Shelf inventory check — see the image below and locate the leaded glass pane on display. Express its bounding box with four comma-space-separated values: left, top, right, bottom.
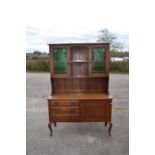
53, 48, 67, 74
92, 48, 106, 73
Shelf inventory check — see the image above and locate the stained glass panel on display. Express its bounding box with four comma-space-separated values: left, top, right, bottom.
92, 48, 106, 73
53, 48, 67, 74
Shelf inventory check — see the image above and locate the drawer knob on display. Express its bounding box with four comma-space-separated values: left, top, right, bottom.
71, 102, 76, 106
55, 108, 60, 113
54, 102, 59, 106
70, 109, 76, 113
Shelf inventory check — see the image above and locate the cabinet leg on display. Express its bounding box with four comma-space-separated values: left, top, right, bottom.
48, 123, 53, 136
105, 122, 107, 126
108, 122, 112, 136
54, 122, 57, 127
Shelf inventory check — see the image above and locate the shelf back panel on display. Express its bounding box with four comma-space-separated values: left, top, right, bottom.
52, 77, 108, 94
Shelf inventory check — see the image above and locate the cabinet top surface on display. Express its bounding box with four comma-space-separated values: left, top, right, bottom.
48, 43, 109, 46
47, 93, 113, 100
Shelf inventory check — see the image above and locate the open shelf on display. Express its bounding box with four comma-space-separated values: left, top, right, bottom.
70, 46, 89, 76
69, 60, 89, 63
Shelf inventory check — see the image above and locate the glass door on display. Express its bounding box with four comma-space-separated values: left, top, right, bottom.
91, 47, 106, 74
53, 48, 67, 74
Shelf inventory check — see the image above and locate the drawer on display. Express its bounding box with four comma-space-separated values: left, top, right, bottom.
49, 101, 79, 107
51, 107, 80, 114
50, 114, 80, 122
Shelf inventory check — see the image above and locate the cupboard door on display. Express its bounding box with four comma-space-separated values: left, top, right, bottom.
81, 100, 106, 117
80, 100, 111, 122
92, 47, 106, 74
53, 48, 67, 74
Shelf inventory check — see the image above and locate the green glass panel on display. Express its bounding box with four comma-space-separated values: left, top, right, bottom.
92, 48, 106, 73
53, 48, 67, 74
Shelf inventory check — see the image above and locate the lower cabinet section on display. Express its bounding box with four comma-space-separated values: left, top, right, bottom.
48, 99, 112, 122
47, 99, 112, 136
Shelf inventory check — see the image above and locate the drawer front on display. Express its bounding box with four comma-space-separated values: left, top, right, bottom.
51, 107, 80, 114
49, 101, 79, 107
50, 114, 80, 122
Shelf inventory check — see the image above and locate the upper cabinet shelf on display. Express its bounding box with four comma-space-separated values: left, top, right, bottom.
69, 60, 89, 63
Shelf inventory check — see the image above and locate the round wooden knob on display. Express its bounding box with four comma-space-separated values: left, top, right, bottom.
54, 102, 59, 106
70, 109, 75, 113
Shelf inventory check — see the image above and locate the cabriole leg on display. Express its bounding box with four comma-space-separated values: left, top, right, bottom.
48, 122, 53, 136
105, 122, 107, 126
54, 122, 57, 127
108, 122, 112, 136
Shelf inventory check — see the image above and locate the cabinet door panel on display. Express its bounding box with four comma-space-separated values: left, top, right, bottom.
81, 101, 106, 117
92, 47, 106, 74
53, 48, 67, 74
